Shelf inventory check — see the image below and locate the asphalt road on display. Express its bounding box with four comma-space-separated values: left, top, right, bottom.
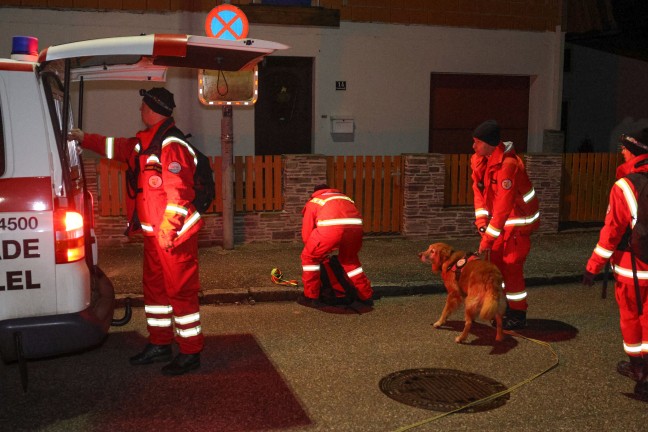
1, 281, 646, 432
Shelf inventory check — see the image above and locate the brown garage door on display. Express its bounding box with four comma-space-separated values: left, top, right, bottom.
429, 74, 530, 154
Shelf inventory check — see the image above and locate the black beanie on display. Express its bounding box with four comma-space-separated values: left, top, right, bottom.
140, 87, 175, 117
313, 184, 329, 192
473, 120, 501, 146
620, 128, 648, 156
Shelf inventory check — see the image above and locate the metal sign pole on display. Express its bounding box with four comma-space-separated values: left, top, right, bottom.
221, 105, 234, 250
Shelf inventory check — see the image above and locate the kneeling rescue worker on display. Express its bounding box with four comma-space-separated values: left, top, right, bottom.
583, 129, 648, 400
299, 184, 374, 308
69, 87, 204, 376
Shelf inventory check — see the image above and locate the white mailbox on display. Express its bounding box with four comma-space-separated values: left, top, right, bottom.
330, 116, 354, 134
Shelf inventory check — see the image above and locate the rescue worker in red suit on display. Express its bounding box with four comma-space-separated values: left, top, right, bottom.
471, 120, 540, 330
298, 185, 374, 307
69, 88, 204, 376
583, 129, 648, 400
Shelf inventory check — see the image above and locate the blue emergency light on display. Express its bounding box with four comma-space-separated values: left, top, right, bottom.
11, 36, 38, 58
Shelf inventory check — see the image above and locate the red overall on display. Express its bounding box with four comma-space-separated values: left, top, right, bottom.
301, 188, 373, 301
471, 142, 540, 312
586, 153, 648, 358
82, 118, 204, 354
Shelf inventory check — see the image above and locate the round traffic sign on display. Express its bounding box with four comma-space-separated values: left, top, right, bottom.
205, 4, 249, 41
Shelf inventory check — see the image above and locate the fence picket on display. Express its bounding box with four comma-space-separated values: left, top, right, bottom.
253, 156, 263, 210
273, 156, 282, 209
354, 156, 363, 217
234, 156, 244, 212
382, 156, 393, 232
213, 156, 223, 213
569, 154, 581, 220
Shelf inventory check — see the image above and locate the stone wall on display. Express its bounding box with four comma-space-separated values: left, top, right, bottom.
399, 153, 562, 239
88, 153, 562, 247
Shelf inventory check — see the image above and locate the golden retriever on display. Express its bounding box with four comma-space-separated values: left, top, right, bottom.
419, 242, 506, 343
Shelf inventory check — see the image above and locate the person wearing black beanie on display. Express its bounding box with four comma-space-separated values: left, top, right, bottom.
140, 87, 176, 117
472, 119, 501, 147
620, 129, 648, 157
68, 88, 205, 376
470, 119, 540, 330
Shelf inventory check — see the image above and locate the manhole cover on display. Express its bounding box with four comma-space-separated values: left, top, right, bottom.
379, 368, 509, 412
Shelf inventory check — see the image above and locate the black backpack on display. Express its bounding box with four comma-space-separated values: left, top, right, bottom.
127, 118, 216, 214
620, 172, 648, 263
319, 255, 359, 306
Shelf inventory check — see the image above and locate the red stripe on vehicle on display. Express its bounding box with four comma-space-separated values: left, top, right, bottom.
0, 62, 34, 72
0, 177, 53, 212
152, 34, 187, 58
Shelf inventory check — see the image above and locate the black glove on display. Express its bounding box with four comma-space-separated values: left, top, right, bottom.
582, 271, 596, 286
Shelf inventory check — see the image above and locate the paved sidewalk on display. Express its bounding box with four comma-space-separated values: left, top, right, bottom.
100, 229, 604, 306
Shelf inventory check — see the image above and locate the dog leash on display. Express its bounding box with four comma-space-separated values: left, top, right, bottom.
391, 331, 559, 432
270, 268, 298, 287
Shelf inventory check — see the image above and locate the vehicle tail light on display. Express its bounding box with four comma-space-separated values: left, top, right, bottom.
54, 209, 85, 263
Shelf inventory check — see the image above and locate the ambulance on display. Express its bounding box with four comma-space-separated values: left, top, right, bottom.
0, 34, 287, 372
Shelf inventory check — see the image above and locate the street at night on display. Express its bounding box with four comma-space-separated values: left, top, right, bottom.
1, 281, 645, 432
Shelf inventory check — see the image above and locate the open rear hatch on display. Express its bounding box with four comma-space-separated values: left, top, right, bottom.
39, 33, 288, 81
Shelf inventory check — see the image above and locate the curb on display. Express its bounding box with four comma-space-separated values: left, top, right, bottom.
113, 275, 587, 308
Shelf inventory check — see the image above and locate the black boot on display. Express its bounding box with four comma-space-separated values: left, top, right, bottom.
501, 309, 526, 330
296, 293, 325, 309
634, 380, 648, 400
617, 356, 645, 381
357, 297, 374, 307
633, 359, 648, 401
129, 343, 172, 365
161, 353, 201, 376
491, 304, 526, 330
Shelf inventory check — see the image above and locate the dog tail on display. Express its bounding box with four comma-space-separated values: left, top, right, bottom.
479, 274, 504, 321
479, 293, 499, 320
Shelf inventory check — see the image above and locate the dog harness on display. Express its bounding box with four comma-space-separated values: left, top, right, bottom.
450, 252, 480, 282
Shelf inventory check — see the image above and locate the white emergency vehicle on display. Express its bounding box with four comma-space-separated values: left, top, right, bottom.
0, 33, 287, 384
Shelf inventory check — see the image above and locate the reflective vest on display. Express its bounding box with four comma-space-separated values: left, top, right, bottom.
471, 142, 540, 245
301, 188, 363, 243
82, 118, 203, 245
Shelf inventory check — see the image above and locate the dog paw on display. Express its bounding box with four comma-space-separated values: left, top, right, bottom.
454, 336, 466, 343
432, 321, 444, 328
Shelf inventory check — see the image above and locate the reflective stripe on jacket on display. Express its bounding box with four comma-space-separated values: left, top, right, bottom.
301, 188, 363, 243
471, 141, 540, 247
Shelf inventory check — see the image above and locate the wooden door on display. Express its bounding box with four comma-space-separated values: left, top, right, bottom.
255, 56, 313, 155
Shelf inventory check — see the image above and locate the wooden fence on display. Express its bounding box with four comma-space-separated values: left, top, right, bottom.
325, 155, 402, 234
95, 152, 622, 230
560, 152, 623, 222
444, 153, 474, 206
97, 155, 283, 216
